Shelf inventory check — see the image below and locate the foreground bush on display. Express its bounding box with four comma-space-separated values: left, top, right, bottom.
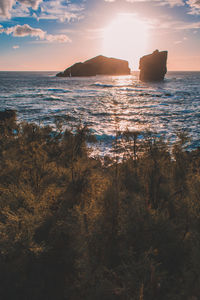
0, 111, 200, 300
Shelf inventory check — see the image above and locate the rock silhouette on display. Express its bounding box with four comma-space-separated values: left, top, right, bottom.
56, 55, 131, 77
139, 50, 168, 81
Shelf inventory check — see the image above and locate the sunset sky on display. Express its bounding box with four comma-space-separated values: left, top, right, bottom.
0, 0, 200, 71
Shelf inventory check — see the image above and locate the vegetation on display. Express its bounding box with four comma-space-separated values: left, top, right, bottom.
0, 111, 200, 300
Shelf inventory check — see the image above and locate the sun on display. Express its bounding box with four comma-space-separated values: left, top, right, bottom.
102, 14, 149, 70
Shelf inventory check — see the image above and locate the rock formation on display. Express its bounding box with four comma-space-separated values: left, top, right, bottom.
139, 50, 168, 81
56, 55, 131, 77
0, 110, 16, 122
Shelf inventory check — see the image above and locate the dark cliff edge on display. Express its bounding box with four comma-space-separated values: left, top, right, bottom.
139, 50, 168, 81
56, 55, 131, 77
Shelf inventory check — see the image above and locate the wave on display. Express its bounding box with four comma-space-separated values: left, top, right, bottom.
47, 88, 71, 93
175, 91, 191, 96
91, 83, 115, 88
92, 112, 111, 117
11, 93, 44, 99
43, 96, 62, 101
42, 114, 78, 122
1, 71, 200, 152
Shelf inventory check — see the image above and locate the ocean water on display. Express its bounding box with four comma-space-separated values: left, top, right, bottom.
0, 71, 200, 153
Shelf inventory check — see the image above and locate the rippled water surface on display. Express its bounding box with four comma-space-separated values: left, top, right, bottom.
0, 71, 200, 151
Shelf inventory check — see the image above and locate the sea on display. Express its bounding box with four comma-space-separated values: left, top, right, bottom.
0, 71, 200, 154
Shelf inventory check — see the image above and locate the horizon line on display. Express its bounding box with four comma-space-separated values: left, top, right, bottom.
1, 69, 200, 72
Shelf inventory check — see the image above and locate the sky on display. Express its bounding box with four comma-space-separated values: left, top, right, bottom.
0, 0, 200, 71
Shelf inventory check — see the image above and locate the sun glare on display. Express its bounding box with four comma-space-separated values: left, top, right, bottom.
102, 14, 149, 70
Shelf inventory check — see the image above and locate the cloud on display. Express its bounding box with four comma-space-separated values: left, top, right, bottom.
0, 0, 84, 21
126, 0, 184, 6
165, 0, 185, 6
13, 45, 19, 49
155, 19, 200, 31
0, 0, 42, 18
45, 33, 71, 43
38, 1, 85, 22
174, 36, 188, 44
125, 0, 200, 13
0, 0, 14, 18
1, 24, 71, 43
126, 0, 147, 2
128, 0, 198, 10
18, 0, 42, 10
5, 24, 46, 38
187, 0, 200, 14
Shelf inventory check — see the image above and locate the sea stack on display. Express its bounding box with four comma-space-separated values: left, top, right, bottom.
139, 50, 168, 81
56, 55, 131, 77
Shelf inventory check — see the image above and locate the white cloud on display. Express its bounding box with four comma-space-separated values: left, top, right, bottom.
166, 0, 185, 6
38, 1, 84, 22
13, 45, 19, 49
187, 0, 200, 14
45, 33, 71, 42
0, 0, 84, 21
0, 0, 14, 18
126, 0, 184, 6
126, 0, 146, 2
1, 24, 71, 43
5, 24, 46, 38
142, 14, 200, 32
18, 0, 42, 10
174, 36, 188, 44
187, 0, 200, 8
126, 0, 200, 11
9, 4, 30, 18
104, 0, 116, 2
0, 0, 42, 18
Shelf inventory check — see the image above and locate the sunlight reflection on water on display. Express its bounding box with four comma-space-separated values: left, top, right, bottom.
0, 71, 200, 154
